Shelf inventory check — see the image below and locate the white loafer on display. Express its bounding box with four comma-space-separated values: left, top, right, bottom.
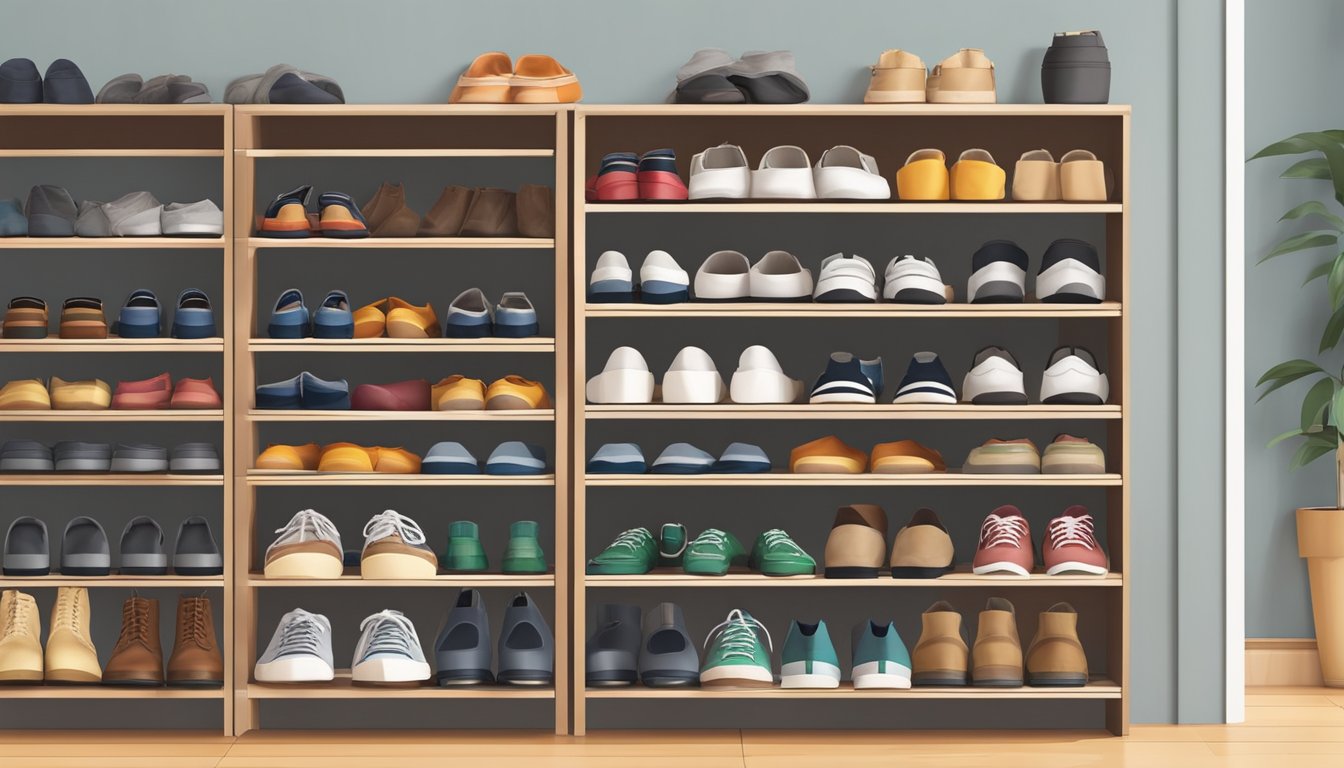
751, 145, 817, 199
586, 347, 655, 403
688, 143, 751, 199
884, 255, 951, 304
694, 250, 751, 301
730, 345, 803, 403
1040, 346, 1109, 404
750, 250, 813, 301
661, 346, 726, 403
962, 346, 1027, 405
813, 253, 877, 303
813, 145, 890, 199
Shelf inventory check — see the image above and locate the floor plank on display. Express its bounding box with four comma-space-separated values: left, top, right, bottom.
1242, 705, 1344, 725
1245, 693, 1340, 707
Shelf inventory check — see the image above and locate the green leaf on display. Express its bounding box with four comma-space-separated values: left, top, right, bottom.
1329, 256, 1344, 306
1281, 200, 1344, 230
1252, 136, 1319, 159
1263, 230, 1339, 262
1305, 260, 1334, 284
1291, 441, 1335, 468
1268, 427, 1305, 448
1257, 359, 1328, 400
1332, 386, 1344, 434
1323, 304, 1344, 352
1302, 378, 1336, 430
1282, 158, 1331, 179
1293, 133, 1344, 205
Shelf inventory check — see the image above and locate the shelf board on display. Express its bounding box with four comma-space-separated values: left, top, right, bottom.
586, 679, 1121, 699
247, 674, 554, 699
576, 104, 1132, 117
0, 575, 224, 588
0, 474, 223, 486
584, 202, 1121, 214
585, 472, 1120, 487
0, 148, 222, 157
246, 471, 554, 486
245, 148, 554, 158
585, 570, 1120, 589
248, 338, 554, 353
233, 103, 567, 117
585, 302, 1121, 318
0, 337, 224, 353
583, 404, 1121, 420
0, 237, 224, 250
0, 103, 230, 117
247, 572, 554, 588
0, 685, 224, 699
0, 409, 223, 422
246, 409, 553, 422
247, 236, 552, 249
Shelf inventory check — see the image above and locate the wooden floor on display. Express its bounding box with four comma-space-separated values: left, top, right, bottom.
1, 688, 1340, 767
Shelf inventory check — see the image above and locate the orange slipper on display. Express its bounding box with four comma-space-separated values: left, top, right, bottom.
485, 375, 551, 410
450, 52, 513, 104
509, 54, 582, 103
432, 375, 486, 410
385, 297, 440, 338
789, 435, 868, 474
256, 443, 321, 471
871, 439, 946, 474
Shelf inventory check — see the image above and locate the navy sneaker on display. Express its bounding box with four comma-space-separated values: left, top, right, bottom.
299, 372, 350, 410
650, 443, 715, 474
0, 58, 42, 103
485, 442, 548, 476
968, 240, 1029, 304
313, 290, 353, 339
42, 59, 94, 104
637, 149, 688, 200
267, 289, 310, 338
892, 352, 958, 404
587, 443, 647, 474
113, 289, 161, 338
171, 289, 216, 339
255, 374, 302, 409
712, 443, 772, 473
809, 352, 877, 404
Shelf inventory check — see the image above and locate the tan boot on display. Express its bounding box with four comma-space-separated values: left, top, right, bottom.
911, 600, 968, 686
103, 594, 163, 685
1026, 602, 1089, 687
365, 182, 419, 238
823, 504, 887, 579
971, 597, 1023, 687
0, 590, 43, 682
167, 595, 223, 687
45, 586, 101, 683
418, 186, 475, 236
516, 184, 555, 238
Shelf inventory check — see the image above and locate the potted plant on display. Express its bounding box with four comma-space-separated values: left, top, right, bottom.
1252, 131, 1344, 687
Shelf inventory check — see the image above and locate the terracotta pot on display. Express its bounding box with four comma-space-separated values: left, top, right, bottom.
1298, 506, 1344, 687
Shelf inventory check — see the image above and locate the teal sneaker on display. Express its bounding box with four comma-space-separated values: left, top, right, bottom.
682, 529, 746, 576
781, 619, 841, 688
586, 527, 658, 575
748, 528, 816, 576
442, 520, 487, 572
658, 522, 687, 567
850, 619, 912, 689
699, 608, 773, 687
501, 520, 547, 574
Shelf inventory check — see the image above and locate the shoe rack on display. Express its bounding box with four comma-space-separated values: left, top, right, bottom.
230, 105, 569, 734
570, 104, 1130, 735
0, 105, 233, 731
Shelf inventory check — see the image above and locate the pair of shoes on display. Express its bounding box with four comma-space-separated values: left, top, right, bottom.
688, 144, 889, 200
587, 442, 770, 474
422, 441, 549, 476
0, 374, 216, 410
684, 528, 815, 576
587, 603, 698, 687
896, 148, 1005, 200
257, 185, 366, 238
444, 288, 538, 338
225, 64, 342, 104
432, 375, 551, 411
913, 600, 1088, 687
587, 150, 687, 201
354, 297, 437, 337
693, 250, 814, 302
783, 618, 914, 689
117, 517, 223, 576
964, 435, 1106, 474
434, 591, 554, 686
450, 52, 580, 104
586, 526, 684, 575
0, 58, 92, 104
255, 443, 420, 474
256, 372, 349, 410
585, 345, 802, 405
963, 346, 1110, 405
789, 435, 945, 474
418, 186, 554, 238
968, 239, 1106, 304
675, 50, 808, 104
267, 289, 352, 338
0, 440, 218, 474
1, 515, 218, 576
589, 250, 690, 304
97, 73, 209, 103
108, 289, 217, 339
441, 520, 547, 573
76, 194, 222, 238
865, 48, 995, 104
972, 505, 1109, 576
1013, 150, 1110, 201
112, 372, 220, 410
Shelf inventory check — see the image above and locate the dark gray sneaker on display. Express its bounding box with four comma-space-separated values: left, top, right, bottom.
53, 441, 112, 472
0, 58, 42, 103
119, 516, 168, 575
25, 185, 78, 237
498, 592, 553, 686
43, 59, 94, 104
110, 443, 169, 473
434, 588, 493, 686
173, 517, 222, 576
3, 517, 50, 576
60, 516, 110, 576
0, 440, 54, 472
639, 602, 700, 687
586, 603, 641, 686
170, 443, 220, 474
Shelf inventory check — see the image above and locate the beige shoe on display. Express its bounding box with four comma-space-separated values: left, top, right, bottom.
864, 50, 926, 103
911, 601, 968, 685
1026, 602, 1089, 686
971, 597, 1023, 686
1012, 150, 1060, 201
926, 48, 996, 103
0, 590, 43, 682
964, 438, 1041, 474
1059, 150, 1108, 201
359, 510, 438, 579
889, 508, 955, 578
1042, 434, 1106, 474
823, 504, 887, 579
45, 586, 101, 683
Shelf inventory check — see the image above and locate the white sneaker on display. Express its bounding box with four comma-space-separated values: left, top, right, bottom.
351, 610, 431, 684
883, 255, 950, 304
589, 250, 635, 303
104, 191, 163, 236
1037, 239, 1105, 303
161, 200, 223, 236
662, 346, 726, 403
730, 345, 802, 403
813, 145, 890, 199
750, 250, 813, 301
263, 509, 344, 579
586, 347, 654, 403
1040, 346, 1109, 404
639, 250, 690, 304
967, 240, 1028, 304
751, 146, 817, 199
695, 250, 751, 301
254, 608, 335, 682
813, 253, 877, 303
962, 346, 1027, 405
688, 144, 750, 199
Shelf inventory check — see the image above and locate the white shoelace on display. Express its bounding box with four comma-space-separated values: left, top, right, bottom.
758, 529, 807, 556
362, 509, 426, 547
691, 528, 730, 551
359, 610, 419, 658
271, 509, 341, 551
605, 528, 653, 552
276, 610, 329, 657
1047, 514, 1097, 550
703, 609, 772, 660
979, 514, 1030, 549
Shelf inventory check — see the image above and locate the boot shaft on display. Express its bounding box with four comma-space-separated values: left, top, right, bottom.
50, 586, 91, 638
0, 590, 40, 640
175, 596, 216, 650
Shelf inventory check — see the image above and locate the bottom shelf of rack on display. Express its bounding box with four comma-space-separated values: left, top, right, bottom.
0, 685, 224, 699
586, 679, 1120, 700
247, 674, 554, 699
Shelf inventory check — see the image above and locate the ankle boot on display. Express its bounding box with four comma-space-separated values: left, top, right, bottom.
1026, 602, 1089, 686
418, 186, 474, 236
911, 600, 967, 686
360, 182, 395, 230
45, 586, 100, 683
104, 594, 163, 685
167, 594, 223, 687
460, 188, 518, 237
0, 590, 43, 682
365, 182, 419, 237
971, 597, 1023, 686
516, 184, 555, 238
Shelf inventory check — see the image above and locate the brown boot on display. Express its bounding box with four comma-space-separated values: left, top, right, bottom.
103, 594, 163, 685
360, 182, 395, 229
911, 600, 967, 686
971, 597, 1023, 687
460, 188, 518, 236
364, 182, 419, 238
418, 186, 475, 236
1026, 602, 1089, 687
516, 184, 555, 238
167, 594, 223, 687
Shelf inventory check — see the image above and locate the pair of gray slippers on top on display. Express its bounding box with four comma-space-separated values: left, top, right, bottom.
587, 602, 700, 687
98, 73, 211, 104
2, 516, 222, 577
225, 64, 344, 104
674, 49, 809, 104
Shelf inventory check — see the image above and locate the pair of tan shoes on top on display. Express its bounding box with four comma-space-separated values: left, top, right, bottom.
449, 52, 581, 104
865, 48, 995, 104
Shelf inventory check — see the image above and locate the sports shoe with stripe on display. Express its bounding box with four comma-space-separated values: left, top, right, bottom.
700, 609, 773, 687
962, 346, 1027, 405
351, 609, 431, 684
781, 619, 841, 688
809, 352, 877, 403
892, 351, 957, 403
1042, 506, 1108, 575
1037, 239, 1105, 303
254, 608, 334, 682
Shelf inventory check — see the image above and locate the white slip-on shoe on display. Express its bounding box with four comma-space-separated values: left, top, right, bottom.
749, 250, 813, 301
751, 146, 817, 199
688, 144, 751, 199
639, 250, 690, 304
962, 346, 1028, 405
813, 145, 891, 199
1036, 239, 1105, 303
883, 255, 951, 304
590, 250, 635, 304
695, 250, 751, 301
161, 200, 223, 236
587, 347, 655, 403
813, 253, 877, 303
104, 192, 163, 236
730, 345, 802, 403
967, 240, 1028, 304
1040, 346, 1109, 404
662, 346, 726, 403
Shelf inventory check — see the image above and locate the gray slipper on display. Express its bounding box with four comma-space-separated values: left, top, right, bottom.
3, 517, 49, 576
639, 602, 700, 686
60, 516, 110, 576
498, 592, 554, 685
724, 50, 810, 103
434, 588, 494, 686
674, 49, 744, 104
75, 200, 110, 238
119, 516, 167, 575
96, 73, 143, 104
132, 74, 190, 104
226, 64, 344, 104
173, 516, 222, 576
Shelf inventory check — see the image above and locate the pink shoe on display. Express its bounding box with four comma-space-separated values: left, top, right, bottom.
170, 377, 221, 409
637, 149, 689, 200
1043, 506, 1109, 575
112, 372, 173, 410
972, 505, 1034, 577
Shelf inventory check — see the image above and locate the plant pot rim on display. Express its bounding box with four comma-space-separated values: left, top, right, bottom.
1298, 506, 1344, 513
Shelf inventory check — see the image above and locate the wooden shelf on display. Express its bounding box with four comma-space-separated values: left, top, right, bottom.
584, 404, 1121, 420
585, 571, 1121, 588
576, 104, 1132, 117
0, 103, 230, 117
0, 409, 223, 422
585, 472, 1120, 487
0, 576, 224, 588
586, 679, 1121, 699
247, 237, 552, 249
0, 474, 223, 486
248, 338, 555, 353
233, 103, 568, 117
245, 472, 554, 486
0, 148, 222, 157
245, 148, 554, 158
246, 409, 553, 421
0, 685, 224, 699
248, 674, 554, 699
585, 202, 1122, 214
0, 338, 223, 353
0, 237, 224, 250
247, 572, 554, 588
586, 303, 1122, 318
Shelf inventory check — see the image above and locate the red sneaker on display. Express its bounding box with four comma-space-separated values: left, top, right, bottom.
972, 505, 1034, 576
112, 372, 173, 410
351, 379, 432, 411
1043, 506, 1108, 575
593, 152, 639, 201
170, 377, 221, 409
637, 149, 689, 200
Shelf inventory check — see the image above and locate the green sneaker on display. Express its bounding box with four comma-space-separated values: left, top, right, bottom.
699, 609, 773, 687
442, 520, 487, 572
682, 529, 746, 576
658, 522, 687, 567
749, 528, 816, 576
781, 619, 841, 688
587, 527, 658, 575
501, 520, 547, 574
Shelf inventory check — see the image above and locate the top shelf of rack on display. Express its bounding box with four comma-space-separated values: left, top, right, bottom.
576, 104, 1132, 117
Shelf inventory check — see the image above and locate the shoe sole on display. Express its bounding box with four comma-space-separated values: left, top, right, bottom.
969, 392, 1029, 405
824, 566, 879, 579
255, 656, 334, 683
359, 553, 437, 580
1027, 673, 1089, 687
890, 565, 953, 579
264, 553, 343, 579
1042, 393, 1106, 405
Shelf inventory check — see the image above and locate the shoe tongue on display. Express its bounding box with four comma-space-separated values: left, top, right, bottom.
449, 521, 479, 538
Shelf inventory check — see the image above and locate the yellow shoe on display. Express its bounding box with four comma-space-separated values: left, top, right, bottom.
45, 587, 101, 683
432, 375, 486, 411
950, 149, 1005, 200
485, 376, 551, 410
789, 435, 868, 474
871, 440, 946, 474
0, 590, 43, 683
354, 298, 389, 338
49, 376, 111, 410
895, 149, 949, 201
372, 447, 421, 474
385, 297, 440, 338
317, 442, 377, 473
256, 443, 321, 471
0, 378, 51, 410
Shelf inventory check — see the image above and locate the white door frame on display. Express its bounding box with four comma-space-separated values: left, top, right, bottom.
1224, 0, 1246, 724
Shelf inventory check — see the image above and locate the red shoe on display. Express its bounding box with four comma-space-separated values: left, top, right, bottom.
170, 377, 221, 409
351, 379, 431, 411
637, 149, 688, 200
972, 505, 1034, 576
112, 372, 173, 410
593, 152, 639, 201
1043, 506, 1108, 575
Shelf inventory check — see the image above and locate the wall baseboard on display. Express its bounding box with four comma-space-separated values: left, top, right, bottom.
1246, 638, 1323, 686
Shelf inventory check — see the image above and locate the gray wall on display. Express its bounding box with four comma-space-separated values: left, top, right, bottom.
0, 0, 1227, 725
